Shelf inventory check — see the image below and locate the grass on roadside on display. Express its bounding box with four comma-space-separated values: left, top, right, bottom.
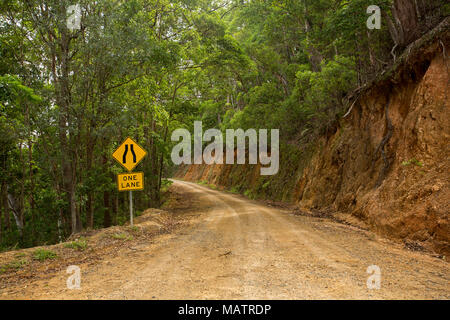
33, 248, 57, 261
229, 186, 240, 194
197, 180, 218, 190
64, 237, 88, 251
0, 257, 29, 274
111, 233, 133, 241
129, 226, 140, 233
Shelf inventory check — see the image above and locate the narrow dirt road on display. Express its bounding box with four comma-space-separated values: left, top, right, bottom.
3, 180, 449, 299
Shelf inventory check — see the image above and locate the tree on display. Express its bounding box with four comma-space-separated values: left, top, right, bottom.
386, 0, 447, 48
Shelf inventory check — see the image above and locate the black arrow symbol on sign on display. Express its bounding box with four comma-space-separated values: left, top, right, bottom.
130, 144, 137, 163
122, 144, 137, 164
122, 145, 128, 164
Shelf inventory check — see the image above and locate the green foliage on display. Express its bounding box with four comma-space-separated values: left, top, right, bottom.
129, 226, 140, 233
111, 233, 133, 241
0, 257, 29, 273
0, 0, 189, 249
32, 249, 58, 261
243, 189, 256, 200
160, 179, 174, 193
64, 238, 88, 251
229, 186, 240, 194
402, 158, 424, 167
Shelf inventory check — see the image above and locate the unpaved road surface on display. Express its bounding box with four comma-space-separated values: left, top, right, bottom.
2, 180, 449, 299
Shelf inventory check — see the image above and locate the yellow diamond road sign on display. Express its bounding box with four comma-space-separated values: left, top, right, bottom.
112, 137, 147, 172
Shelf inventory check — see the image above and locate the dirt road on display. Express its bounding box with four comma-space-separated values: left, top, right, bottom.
2, 180, 449, 299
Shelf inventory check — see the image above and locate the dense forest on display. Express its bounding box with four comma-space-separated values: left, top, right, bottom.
0, 0, 447, 250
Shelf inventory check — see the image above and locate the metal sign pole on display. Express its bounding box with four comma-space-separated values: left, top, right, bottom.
129, 190, 133, 227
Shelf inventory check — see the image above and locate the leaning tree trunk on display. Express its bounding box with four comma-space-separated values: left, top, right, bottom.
386, 0, 445, 48
388, 0, 420, 47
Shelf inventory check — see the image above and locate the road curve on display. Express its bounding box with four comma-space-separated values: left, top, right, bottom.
4, 180, 449, 299
107, 180, 449, 299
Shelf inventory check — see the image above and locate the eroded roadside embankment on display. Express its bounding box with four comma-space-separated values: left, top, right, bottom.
175, 20, 450, 258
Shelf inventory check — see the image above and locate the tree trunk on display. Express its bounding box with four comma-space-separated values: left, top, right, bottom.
158, 119, 170, 191
76, 197, 83, 232
46, 4, 79, 235
387, 0, 443, 48
151, 120, 160, 206
103, 190, 111, 228
102, 152, 111, 228
18, 144, 25, 241
7, 189, 24, 239
85, 135, 95, 229
391, 0, 420, 47
69, 184, 78, 233
26, 106, 36, 244
112, 194, 119, 225
3, 184, 9, 232
86, 193, 94, 229
0, 182, 2, 242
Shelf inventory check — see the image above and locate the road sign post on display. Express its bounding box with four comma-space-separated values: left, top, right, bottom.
112, 137, 147, 227
129, 190, 133, 227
